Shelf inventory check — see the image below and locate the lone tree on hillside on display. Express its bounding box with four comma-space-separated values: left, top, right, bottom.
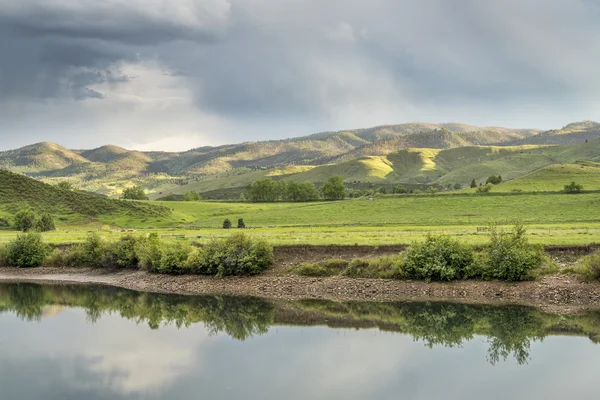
321, 176, 347, 200
223, 218, 232, 229
470, 179, 477, 188
122, 185, 148, 200
563, 181, 584, 194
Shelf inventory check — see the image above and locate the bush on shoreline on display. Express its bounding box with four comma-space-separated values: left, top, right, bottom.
290, 226, 546, 282
3, 232, 274, 276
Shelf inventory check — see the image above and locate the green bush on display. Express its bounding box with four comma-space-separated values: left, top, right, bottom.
564, 181, 583, 194
113, 235, 144, 268
186, 247, 206, 273
477, 184, 493, 193
36, 213, 56, 232
136, 233, 163, 272
481, 224, 544, 281
345, 255, 407, 279
403, 235, 475, 281
7, 233, 48, 268
156, 242, 191, 275
201, 233, 273, 276
14, 209, 37, 232
573, 252, 600, 280
295, 259, 349, 277
79, 233, 107, 267
0, 245, 8, 267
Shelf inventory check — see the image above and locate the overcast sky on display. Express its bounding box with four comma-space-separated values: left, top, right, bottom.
0, 0, 599, 151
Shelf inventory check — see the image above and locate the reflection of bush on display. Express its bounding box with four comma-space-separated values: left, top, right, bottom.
2, 283, 600, 364
0, 284, 273, 341
294, 300, 600, 365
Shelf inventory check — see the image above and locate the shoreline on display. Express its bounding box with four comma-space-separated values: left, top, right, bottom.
1, 267, 599, 313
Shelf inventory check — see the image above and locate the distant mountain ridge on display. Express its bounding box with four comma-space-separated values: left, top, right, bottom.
0, 120, 598, 197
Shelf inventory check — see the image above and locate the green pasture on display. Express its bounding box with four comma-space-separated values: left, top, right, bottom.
1, 192, 599, 246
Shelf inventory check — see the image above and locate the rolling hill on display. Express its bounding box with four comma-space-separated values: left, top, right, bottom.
0, 120, 598, 198
0, 170, 171, 226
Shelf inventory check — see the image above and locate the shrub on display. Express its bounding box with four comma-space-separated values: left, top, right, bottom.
345, 255, 406, 279
0, 245, 8, 267
564, 181, 583, 194
14, 209, 36, 232
186, 247, 206, 273
237, 218, 246, 229
36, 213, 56, 232
486, 175, 502, 185
43, 248, 68, 268
136, 233, 163, 272
156, 242, 191, 275
111, 235, 145, 269
477, 184, 493, 193
0, 217, 10, 227
573, 252, 600, 280
223, 219, 232, 229
201, 233, 273, 276
481, 224, 544, 281
79, 233, 107, 267
403, 235, 475, 281
7, 233, 48, 268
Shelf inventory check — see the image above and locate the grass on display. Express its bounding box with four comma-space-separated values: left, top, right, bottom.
492, 164, 600, 192
1, 191, 600, 245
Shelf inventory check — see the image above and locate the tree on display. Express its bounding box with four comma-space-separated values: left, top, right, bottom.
283, 181, 320, 202
470, 179, 477, 188
14, 209, 36, 232
223, 219, 232, 229
486, 175, 502, 185
122, 186, 148, 200
321, 176, 347, 200
36, 213, 55, 232
453, 183, 462, 190
239, 192, 247, 202
393, 185, 407, 194
183, 191, 202, 202
564, 181, 583, 194
56, 181, 74, 191
247, 179, 281, 202
237, 218, 246, 229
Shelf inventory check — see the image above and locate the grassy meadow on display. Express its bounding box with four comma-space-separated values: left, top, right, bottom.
2, 192, 599, 246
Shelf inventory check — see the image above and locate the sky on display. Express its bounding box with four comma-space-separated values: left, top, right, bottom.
0, 0, 599, 151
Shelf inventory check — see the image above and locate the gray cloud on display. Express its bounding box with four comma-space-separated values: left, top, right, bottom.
0, 0, 599, 150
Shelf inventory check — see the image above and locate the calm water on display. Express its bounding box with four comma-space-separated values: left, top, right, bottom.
1, 283, 599, 400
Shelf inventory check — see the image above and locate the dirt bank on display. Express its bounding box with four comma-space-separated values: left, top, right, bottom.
0, 267, 599, 312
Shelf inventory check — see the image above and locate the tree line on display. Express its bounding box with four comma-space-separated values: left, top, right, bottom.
246, 176, 347, 202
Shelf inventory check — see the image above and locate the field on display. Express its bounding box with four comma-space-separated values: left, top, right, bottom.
2, 192, 599, 246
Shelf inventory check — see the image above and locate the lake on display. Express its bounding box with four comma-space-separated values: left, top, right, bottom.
0, 282, 599, 400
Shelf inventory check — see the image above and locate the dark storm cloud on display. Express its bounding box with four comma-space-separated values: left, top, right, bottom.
0, 0, 599, 150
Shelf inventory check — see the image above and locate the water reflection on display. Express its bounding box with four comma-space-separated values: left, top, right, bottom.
2, 283, 600, 400
1, 283, 600, 366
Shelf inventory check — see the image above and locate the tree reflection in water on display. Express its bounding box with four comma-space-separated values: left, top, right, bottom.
1, 283, 599, 364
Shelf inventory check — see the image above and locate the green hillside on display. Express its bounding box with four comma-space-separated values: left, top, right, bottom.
492, 163, 600, 192
0, 170, 171, 226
